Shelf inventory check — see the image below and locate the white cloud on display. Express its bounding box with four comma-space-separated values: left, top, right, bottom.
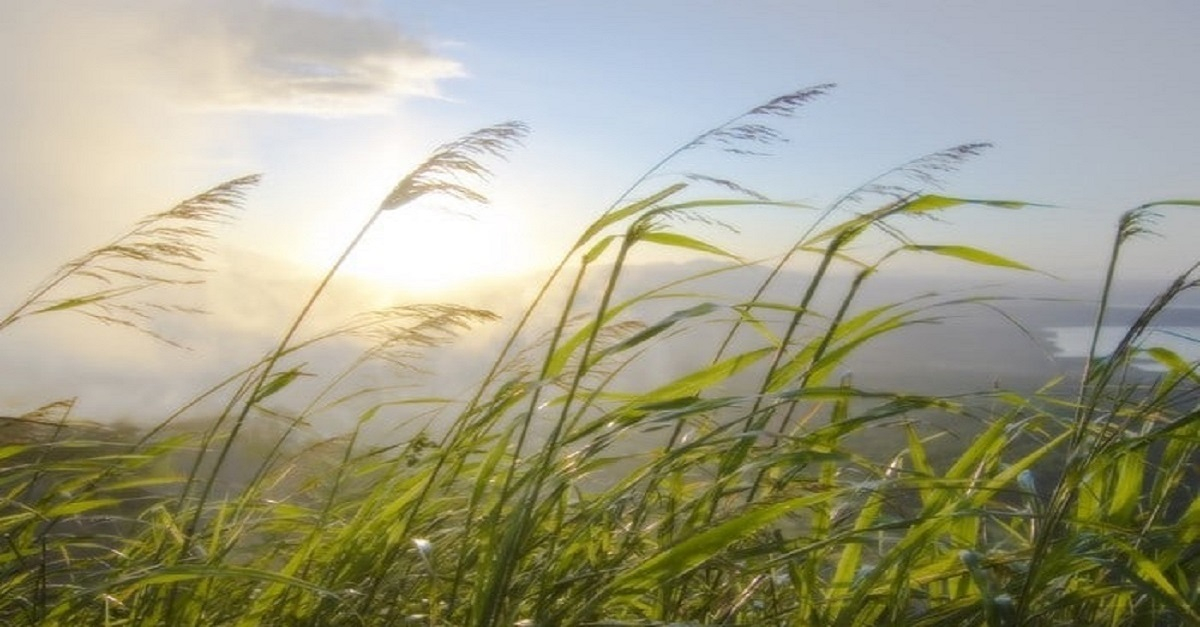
0, 0, 465, 307
2, 1, 464, 118
144, 0, 466, 114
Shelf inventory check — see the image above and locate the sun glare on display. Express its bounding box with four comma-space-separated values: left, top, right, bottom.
321, 204, 533, 296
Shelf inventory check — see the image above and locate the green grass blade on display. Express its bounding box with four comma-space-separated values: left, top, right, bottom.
900, 195, 1033, 213
606, 492, 835, 595
574, 183, 688, 246
904, 244, 1035, 271
1105, 537, 1200, 623
634, 347, 772, 404
635, 231, 740, 260
589, 302, 719, 365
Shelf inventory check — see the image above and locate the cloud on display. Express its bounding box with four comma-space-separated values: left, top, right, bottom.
0, 0, 465, 307
145, 0, 466, 114
2, 2, 463, 116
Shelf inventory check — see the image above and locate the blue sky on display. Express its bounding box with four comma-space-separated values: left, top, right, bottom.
3, 0, 1200, 422
4, 0, 1200, 305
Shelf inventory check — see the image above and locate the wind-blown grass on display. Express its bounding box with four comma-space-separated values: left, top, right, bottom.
1, 86, 1197, 626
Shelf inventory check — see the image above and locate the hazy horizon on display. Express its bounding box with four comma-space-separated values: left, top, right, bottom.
4, 248, 1196, 429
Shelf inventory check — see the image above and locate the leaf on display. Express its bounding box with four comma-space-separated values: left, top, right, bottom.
32, 288, 138, 314
637, 347, 772, 404
575, 183, 688, 246
905, 245, 1035, 271
608, 492, 834, 593
735, 301, 812, 314
640, 396, 743, 427
1142, 346, 1200, 383
905, 424, 934, 478
100, 564, 336, 597
45, 498, 122, 517
100, 476, 184, 493
635, 231, 739, 260
1140, 199, 1200, 209
767, 309, 921, 391
829, 486, 886, 606
581, 235, 618, 265
252, 367, 312, 404
1105, 537, 1200, 623
1181, 495, 1200, 544
0, 444, 29, 463
1106, 451, 1145, 524
900, 195, 1033, 213
543, 300, 637, 378
635, 395, 705, 412
654, 198, 813, 212
590, 302, 719, 365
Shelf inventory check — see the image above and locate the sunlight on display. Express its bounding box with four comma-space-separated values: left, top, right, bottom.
325, 203, 533, 296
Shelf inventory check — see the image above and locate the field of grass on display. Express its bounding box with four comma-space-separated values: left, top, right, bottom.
2, 86, 1198, 625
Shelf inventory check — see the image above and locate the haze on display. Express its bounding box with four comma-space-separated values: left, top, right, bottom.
3, 0, 1199, 423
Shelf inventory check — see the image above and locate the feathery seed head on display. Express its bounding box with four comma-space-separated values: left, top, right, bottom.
3, 174, 260, 344
747, 83, 837, 117
682, 173, 770, 201
379, 121, 529, 212
1118, 206, 1161, 242
688, 84, 836, 155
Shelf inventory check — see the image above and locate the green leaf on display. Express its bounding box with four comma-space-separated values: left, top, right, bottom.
1106, 451, 1145, 523
1106, 537, 1200, 623
905, 424, 934, 477
905, 245, 1035, 271
1140, 199, 1200, 209
100, 476, 184, 493
543, 300, 637, 378
635, 395, 704, 412
252, 367, 312, 404
45, 498, 122, 517
33, 293, 113, 314
1143, 346, 1200, 382
31, 285, 146, 315
1181, 495, 1200, 543
829, 486, 886, 604
767, 309, 918, 391
635, 231, 740, 260
575, 183, 687, 246
101, 564, 336, 597
590, 302, 719, 365
0, 444, 29, 462
735, 301, 812, 314
654, 198, 812, 212
608, 492, 834, 593
581, 235, 618, 265
637, 347, 772, 403
901, 195, 1033, 213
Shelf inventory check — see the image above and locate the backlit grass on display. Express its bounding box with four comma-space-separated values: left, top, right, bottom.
2, 86, 1197, 626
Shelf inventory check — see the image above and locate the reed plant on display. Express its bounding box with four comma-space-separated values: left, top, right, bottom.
1, 86, 1197, 626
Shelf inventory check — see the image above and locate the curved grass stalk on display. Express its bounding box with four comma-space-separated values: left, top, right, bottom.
0, 175, 259, 342
9, 93, 1200, 625
708, 144, 994, 367
404, 90, 837, 618
172, 123, 527, 599
1015, 200, 1200, 623
470, 191, 796, 622
458, 84, 836, 426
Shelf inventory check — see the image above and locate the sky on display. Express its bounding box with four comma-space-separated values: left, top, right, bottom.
2, 0, 1200, 420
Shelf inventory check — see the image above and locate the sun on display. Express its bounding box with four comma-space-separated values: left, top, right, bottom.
316, 203, 533, 296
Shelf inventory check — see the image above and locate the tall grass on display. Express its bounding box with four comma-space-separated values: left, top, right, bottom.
2, 86, 1198, 626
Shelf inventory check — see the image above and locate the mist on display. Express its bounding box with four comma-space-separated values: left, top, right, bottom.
6, 229, 1192, 437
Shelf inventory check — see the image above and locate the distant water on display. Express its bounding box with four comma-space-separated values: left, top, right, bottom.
1046, 326, 1200, 370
